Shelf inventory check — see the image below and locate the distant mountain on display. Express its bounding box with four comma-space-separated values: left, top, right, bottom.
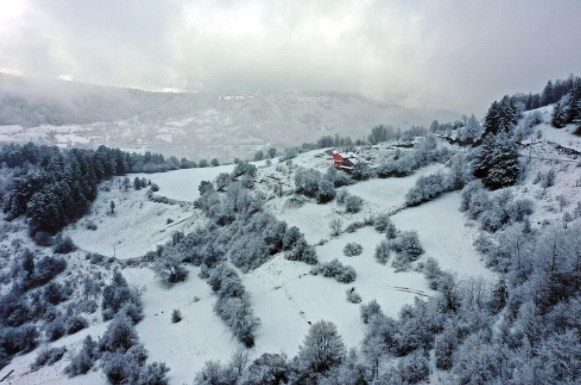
0, 75, 460, 160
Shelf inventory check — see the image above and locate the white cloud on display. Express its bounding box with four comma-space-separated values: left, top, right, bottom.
1, 0, 580, 114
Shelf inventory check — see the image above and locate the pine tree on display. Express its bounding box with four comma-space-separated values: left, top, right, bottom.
474, 132, 520, 189
551, 100, 568, 128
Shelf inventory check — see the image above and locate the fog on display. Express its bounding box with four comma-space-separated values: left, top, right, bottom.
1, 0, 580, 114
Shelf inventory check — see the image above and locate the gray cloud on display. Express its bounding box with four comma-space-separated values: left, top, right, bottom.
1, 0, 580, 114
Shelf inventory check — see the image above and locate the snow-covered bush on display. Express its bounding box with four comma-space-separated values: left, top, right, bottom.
343, 242, 363, 257
242, 353, 289, 385
152, 246, 188, 284
345, 287, 362, 304
405, 172, 452, 206
393, 350, 430, 384
64, 336, 98, 377
208, 264, 260, 347
373, 214, 396, 237
53, 235, 76, 254
311, 259, 356, 283
344, 195, 363, 213
66, 315, 88, 335
316, 179, 336, 203
360, 299, 383, 324
434, 327, 458, 370
374, 240, 391, 265
390, 231, 424, 271
326, 167, 353, 187
101, 270, 143, 324
390, 231, 424, 258
0, 324, 39, 355
31, 346, 66, 371
329, 218, 343, 237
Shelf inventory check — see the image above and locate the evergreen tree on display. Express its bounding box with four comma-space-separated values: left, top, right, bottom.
483, 96, 518, 137
474, 132, 520, 189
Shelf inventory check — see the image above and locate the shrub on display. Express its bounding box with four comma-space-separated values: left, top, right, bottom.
53, 235, 76, 254
66, 315, 88, 335
64, 336, 98, 376
405, 173, 452, 206
311, 259, 356, 284
343, 242, 363, 257
329, 218, 343, 237
391, 231, 424, 258
346, 288, 362, 304
360, 300, 383, 324
344, 195, 363, 213
31, 346, 66, 370
373, 214, 396, 237
171, 309, 182, 324
374, 240, 391, 264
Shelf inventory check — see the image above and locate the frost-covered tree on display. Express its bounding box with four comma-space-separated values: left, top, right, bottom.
474, 131, 520, 189
459, 114, 483, 143
483, 96, 518, 137
152, 246, 188, 284
296, 321, 346, 375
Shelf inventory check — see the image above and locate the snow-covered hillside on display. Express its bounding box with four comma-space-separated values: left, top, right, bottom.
1, 103, 580, 385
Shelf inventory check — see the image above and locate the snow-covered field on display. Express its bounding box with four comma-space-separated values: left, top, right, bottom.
66, 181, 204, 259
344, 163, 445, 212
391, 192, 494, 282
124, 267, 242, 385
134, 164, 236, 202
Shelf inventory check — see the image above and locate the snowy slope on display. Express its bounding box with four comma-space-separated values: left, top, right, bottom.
391, 192, 495, 282
134, 164, 236, 202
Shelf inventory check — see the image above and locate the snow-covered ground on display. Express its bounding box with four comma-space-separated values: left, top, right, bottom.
344, 163, 445, 212
66, 180, 204, 259
124, 267, 242, 385
391, 192, 495, 282
134, 164, 236, 202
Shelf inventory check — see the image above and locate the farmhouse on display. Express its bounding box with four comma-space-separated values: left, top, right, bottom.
331, 150, 362, 171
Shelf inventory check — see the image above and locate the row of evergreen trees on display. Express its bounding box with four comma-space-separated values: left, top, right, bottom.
512, 74, 581, 111
0, 143, 190, 233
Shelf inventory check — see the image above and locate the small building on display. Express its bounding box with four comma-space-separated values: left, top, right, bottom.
332, 150, 362, 172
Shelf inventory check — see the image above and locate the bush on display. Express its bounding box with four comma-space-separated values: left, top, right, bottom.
346, 288, 362, 304
311, 259, 356, 284
66, 315, 88, 335
343, 242, 363, 257
374, 240, 391, 264
360, 300, 383, 324
100, 314, 139, 353
64, 336, 98, 376
316, 179, 336, 203
344, 195, 363, 213
405, 173, 452, 206
329, 218, 343, 237
102, 270, 143, 324
391, 231, 424, 258
0, 324, 39, 355
53, 235, 76, 254
45, 317, 66, 341
31, 346, 66, 370
373, 214, 396, 237
171, 309, 182, 324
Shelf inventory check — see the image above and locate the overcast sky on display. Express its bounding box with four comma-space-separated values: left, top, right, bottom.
1, 0, 580, 114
